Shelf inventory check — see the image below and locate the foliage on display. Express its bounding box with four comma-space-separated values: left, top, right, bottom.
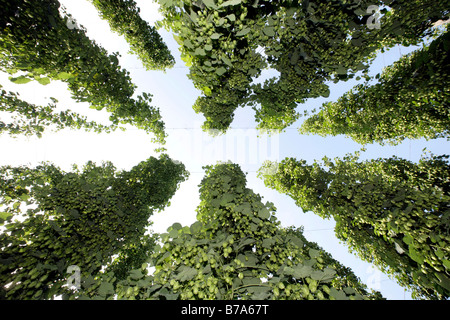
0, 84, 116, 137
300, 27, 450, 145
285, 226, 383, 300
105, 233, 159, 282
0, 0, 166, 144
258, 153, 450, 299
88, 0, 175, 70
0, 154, 189, 299
155, 0, 449, 133
79, 162, 382, 300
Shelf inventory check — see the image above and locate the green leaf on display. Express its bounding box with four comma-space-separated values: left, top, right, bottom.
9, 76, 32, 84
238, 253, 258, 266
403, 234, 413, 246
18, 194, 30, 202
163, 293, 179, 300
309, 248, 320, 259
336, 66, 347, 75
323, 267, 336, 279
173, 34, 183, 45
262, 238, 275, 248
321, 87, 330, 98
226, 14, 236, 22
168, 228, 178, 238
202, 264, 212, 274
329, 287, 348, 300
251, 290, 271, 299
216, 67, 227, 76
190, 221, 203, 234
183, 39, 194, 49
443, 260, 450, 270
194, 48, 206, 56
263, 27, 275, 37
288, 235, 303, 248
69, 209, 80, 219
98, 281, 115, 296
210, 33, 222, 40
172, 222, 182, 230
202, 0, 218, 9
0, 212, 12, 222
236, 28, 251, 37
235, 203, 252, 215
57, 72, 73, 80
182, 226, 191, 234
310, 270, 326, 281
343, 287, 356, 295
220, 193, 235, 205
221, 56, 232, 67
237, 237, 255, 249
202, 86, 212, 96
82, 275, 96, 289
409, 246, 424, 264
176, 267, 197, 281
292, 264, 313, 278
436, 273, 450, 292
351, 37, 363, 47
258, 207, 270, 219
130, 269, 144, 280
220, 0, 241, 7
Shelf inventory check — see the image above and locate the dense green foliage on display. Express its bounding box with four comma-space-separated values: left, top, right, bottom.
0, 155, 189, 299
0, 84, 116, 137
156, 0, 449, 133
76, 163, 382, 300
105, 233, 159, 282
300, 28, 450, 145
258, 154, 450, 299
0, 0, 166, 143
88, 0, 175, 70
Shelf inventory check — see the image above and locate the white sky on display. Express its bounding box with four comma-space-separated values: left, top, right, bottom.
1, 0, 449, 300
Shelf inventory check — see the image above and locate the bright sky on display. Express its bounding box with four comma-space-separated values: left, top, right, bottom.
1, 0, 449, 300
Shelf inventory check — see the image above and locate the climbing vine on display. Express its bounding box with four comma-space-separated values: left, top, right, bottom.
300, 27, 450, 145
74, 163, 382, 300
0, 0, 166, 143
0, 84, 116, 137
258, 153, 450, 299
155, 0, 449, 133
0, 155, 189, 299
88, 0, 175, 70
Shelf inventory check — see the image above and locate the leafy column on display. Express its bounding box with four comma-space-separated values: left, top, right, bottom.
155, 0, 449, 133
94, 162, 382, 300
258, 154, 450, 299
0, 84, 115, 137
300, 28, 450, 145
88, 0, 175, 70
0, 0, 166, 143
0, 155, 189, 299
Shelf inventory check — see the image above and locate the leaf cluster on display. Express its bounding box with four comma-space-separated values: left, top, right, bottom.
259, 154, 450, 299
156, 0, 449, 133
0, 0, 166, 143
89, 163, 382, 300
0, 85, 116, 137
0, 154, 188, 299
300, 27, 450, 145
89, 0, 175, 70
